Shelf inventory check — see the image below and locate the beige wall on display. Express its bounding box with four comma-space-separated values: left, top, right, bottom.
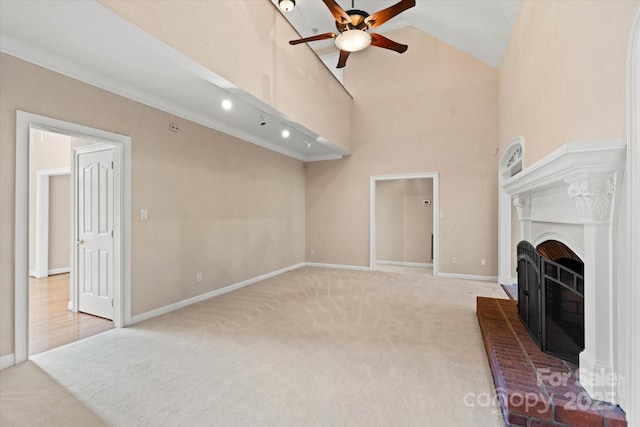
306, 27, 499, 275
0, 53, 305, 356
499, 0, 640, 162
28, 129, 71, 273
376, 179, 433, 264
99, 0, 353, 154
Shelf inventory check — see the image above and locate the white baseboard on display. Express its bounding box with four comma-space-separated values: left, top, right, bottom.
438, 272, 498, 282
375, 260, 433, 268
305, 262, 371, 271
29, 268, 70, 277
0, 353, 15, 370
131, 262, 306, 325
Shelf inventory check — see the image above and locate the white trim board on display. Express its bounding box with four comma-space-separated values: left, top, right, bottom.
369, 173, 440, 276
375, 261, 433, 268
0, 353, 15, 370
29, 268, 70, 277
305, 262, 371, 271
626, 8, 640, 425
437, 272, 498, 282
15, 111, 132, 366
131, 263, 306, 324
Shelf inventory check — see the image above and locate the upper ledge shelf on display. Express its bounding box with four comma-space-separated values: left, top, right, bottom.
0, 1, 348, 163
503, 139, 627, 196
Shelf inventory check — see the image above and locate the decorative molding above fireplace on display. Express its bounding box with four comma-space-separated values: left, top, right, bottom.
503, 139, 626, 405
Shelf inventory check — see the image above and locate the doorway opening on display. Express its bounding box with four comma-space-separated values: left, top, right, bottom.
15, 111, 132, 364
369, 173, 439, 275
28, 129, 115, 355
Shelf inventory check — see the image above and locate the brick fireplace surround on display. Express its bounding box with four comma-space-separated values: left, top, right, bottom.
477, 297, 627, 427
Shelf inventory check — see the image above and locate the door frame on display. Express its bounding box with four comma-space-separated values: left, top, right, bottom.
15, 111, 131, 364
369, 172, 439, 275
497, 137, 524, 286
34, 167, 71, 278
70, 143, 119, 319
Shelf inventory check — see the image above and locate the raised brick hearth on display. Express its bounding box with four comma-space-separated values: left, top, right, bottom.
477, 297, 626, 427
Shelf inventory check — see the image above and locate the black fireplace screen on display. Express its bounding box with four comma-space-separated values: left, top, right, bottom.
517, 241, 584, 364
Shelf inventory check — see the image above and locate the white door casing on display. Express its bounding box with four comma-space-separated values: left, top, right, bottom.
14, 111, 131, 365
370, 173, 440, 275
498, 137, 524, 286
34, 167, 71, 278
76, 146, 115, 320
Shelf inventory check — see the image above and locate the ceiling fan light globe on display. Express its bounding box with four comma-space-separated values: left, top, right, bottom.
335, 30, 371, 52
278, 0, 295, 12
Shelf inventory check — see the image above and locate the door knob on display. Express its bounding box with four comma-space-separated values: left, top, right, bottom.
77, 239, 84, 244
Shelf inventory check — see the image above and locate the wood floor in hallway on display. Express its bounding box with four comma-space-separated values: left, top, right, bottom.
29, 273, 113, 356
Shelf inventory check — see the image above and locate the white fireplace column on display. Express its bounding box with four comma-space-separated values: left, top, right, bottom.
513, 196, 531, 242
567, 173, 617, 403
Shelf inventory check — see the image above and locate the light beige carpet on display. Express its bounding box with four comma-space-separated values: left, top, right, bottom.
1, 267, 507, 426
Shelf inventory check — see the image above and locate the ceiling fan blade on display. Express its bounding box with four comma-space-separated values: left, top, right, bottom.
365, 0, 416, 28
322, 0, 352, 24
289, 32, 337, 45
337, 50, 350, 68
370, 33, 408, 53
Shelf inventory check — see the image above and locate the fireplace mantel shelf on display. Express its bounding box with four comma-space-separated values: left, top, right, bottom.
503, 139, 626, 196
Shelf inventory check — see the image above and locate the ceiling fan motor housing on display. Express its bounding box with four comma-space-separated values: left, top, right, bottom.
336, 9, 369, 33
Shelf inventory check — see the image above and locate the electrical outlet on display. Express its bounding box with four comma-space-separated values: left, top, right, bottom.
196, 273, 202, 282
310, 249, 315, 255
452, 257, 457, 264
169, 123, 179, 132
481, 258, 486, 266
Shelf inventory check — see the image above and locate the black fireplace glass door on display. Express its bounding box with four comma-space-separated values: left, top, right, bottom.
541, 259, 584, 364
517, 241, 542, 348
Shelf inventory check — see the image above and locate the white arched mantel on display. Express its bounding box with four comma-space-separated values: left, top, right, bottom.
498, 137, 524, 286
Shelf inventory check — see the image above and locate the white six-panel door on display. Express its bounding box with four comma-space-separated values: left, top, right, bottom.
77, 148, 114, 320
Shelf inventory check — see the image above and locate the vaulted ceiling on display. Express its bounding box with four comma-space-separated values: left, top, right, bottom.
1, 1, 521, 161
274, 0, 521, 69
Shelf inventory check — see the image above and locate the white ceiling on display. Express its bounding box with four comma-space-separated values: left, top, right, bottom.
275, 0, 521, 69
0, 1, 521, 163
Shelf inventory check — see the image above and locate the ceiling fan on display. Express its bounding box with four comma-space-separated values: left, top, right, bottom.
289, 0, 416, 69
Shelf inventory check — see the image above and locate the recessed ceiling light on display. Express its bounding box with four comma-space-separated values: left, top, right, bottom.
282, 129, 290, 138
221, 99, 232, 110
